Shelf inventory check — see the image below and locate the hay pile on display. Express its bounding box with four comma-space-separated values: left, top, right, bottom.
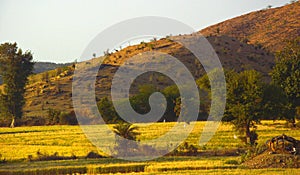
243, 151, 300, 168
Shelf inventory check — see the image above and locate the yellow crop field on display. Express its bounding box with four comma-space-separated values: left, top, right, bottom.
0, 121, 299, 174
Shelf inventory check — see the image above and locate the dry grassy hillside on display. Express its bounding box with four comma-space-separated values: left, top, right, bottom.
200, 1, 300, 52
21, 34, 274, 118
4, 2, 298, 120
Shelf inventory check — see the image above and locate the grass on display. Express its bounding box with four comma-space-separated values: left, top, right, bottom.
120, 169, 300, 175
0, 121, 299, 174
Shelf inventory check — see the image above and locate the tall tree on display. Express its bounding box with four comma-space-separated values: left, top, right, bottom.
0, 42, 34, 127
97, 97, 120, 123
225, 70, 264, 145
271, 37, 300, 123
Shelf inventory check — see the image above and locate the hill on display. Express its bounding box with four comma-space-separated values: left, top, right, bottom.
21, 34, 274, 120
33, 62, 72, 74
1, 2, 298, 123
200, 1, 300, 52
0, 62, 71, 85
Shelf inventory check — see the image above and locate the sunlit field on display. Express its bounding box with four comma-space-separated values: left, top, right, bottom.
0, 121, 299, 174
0, 121, 298, 161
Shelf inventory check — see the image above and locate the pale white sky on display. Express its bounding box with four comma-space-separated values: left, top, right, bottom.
0, 0, 291, 63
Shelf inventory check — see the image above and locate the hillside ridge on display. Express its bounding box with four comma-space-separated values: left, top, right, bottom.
200, 1, 300, 52
1, 2, 298, 123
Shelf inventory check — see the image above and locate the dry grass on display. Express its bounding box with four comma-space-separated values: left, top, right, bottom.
0, 121, 299, 161
200, 1, 300, 53
0, 121, 299, 174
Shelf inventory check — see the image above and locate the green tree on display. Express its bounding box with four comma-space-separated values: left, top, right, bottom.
162, 85, 180, 121
196, 68, 227, 121
271, 37, 300, 123
0, 43, 34, 127
97, 97, 120, 123
261, 84, 295, 121
130, 84, 157, 115
225, 70, 264, 145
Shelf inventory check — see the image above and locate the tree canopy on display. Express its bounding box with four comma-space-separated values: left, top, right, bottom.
0, 42, 34, 126
271, 37, 300, 122
225, 70, 264, 145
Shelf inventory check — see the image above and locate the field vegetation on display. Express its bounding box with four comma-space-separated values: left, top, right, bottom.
0, 121, 299, 174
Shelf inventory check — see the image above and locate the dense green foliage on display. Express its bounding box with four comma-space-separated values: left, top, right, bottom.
47, 108, 78, 125
271, 37, 300, 122
0, 43, 34, 126
261, 84, 294, 121
225, 70, 264, 145
97, 97, 120, 123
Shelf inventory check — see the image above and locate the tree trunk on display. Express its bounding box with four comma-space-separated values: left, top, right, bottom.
10, 117, 15, 128
245, 122, 251, 145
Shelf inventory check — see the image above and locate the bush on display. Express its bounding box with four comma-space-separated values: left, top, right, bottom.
0, 154, 6, 164
47, 108, 61, 125
46, 109, 78, 125
85, 151, 105, 159
29, 150, 77, 161
224, 160, 239, 165
255, 142, 268, 155
59, 111, 78, 125
88, 164, 146, 174
21, 116, 46, 126
169, 142, 198, 156
240, 149, 254, 163
0, 117, 10, 127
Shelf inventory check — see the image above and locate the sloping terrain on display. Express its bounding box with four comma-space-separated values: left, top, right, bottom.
243, 151, 300, 168
2, 2, 299, 121
0, 62, 71, 85
21, 34, 274, 118
33, 62, 72, 74
200, 1, 300, 52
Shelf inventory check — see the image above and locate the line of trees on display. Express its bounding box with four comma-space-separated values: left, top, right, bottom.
97, 37, 300, 146
0, 37, 299, 141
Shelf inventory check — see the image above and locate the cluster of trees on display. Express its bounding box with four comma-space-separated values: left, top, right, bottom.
216, 38, 299, 146
46, 109, 78, 125
0, 37, 299, 147
98, 37, 300, 145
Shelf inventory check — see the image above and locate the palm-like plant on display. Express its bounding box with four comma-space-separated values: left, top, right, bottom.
113, 123, 140, 157
113, 122, 139, 140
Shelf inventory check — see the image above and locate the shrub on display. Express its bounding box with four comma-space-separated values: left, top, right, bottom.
85, 151, 105, 159
169, 142, 198, 156
21, 116, 46, 126
47, 108, 61, 125
240, 149, 253, 163
88, 164, 146, 174
255, 142, 268, 155
30, 150, 77, 161
47, 109, 78, 125
59, 111, 78, 125
224, 159, 239, 165
0, 154, 6, 164
0, 117, 10, 127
